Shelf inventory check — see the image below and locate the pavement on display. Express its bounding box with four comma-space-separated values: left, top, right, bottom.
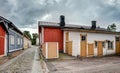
31, 47, 43, 73
1, 47, 120, 73
47, 54, 120, 73
0, 46, 43, 73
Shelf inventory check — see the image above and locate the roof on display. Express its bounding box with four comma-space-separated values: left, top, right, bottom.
23, 34, 31, 40
38, 21, 120, 34
0, 16, 23, 35
38, 21, 106, 30
0, 21, 8, 33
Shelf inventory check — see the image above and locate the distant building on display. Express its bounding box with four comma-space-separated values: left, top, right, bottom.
0, 16, 23, 57
38, 16, 120, 58
23, 34, 31, 49
36, 37, 39, 45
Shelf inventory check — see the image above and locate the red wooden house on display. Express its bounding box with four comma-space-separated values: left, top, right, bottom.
0, 21, 8, 57
38, 16, 65, 58
39, 23, 64, 52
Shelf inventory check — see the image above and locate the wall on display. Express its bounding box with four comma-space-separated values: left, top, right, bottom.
23, 37, 29, 49
64, 31, 117, 56
24, 37, 31, 49
44, 27, 63, 51
0, 24, 6, 56
9, 29, 23, 52
36, 37, 39, 45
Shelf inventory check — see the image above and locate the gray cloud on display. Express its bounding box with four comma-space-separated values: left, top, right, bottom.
0, 0, 120, 30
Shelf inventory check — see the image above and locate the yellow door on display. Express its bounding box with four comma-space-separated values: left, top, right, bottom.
68, 41, 72, 55
116, 37, 120, 54
66, 42, 68, 53
97, 41, 103, 56
48, 42, 58, 58
88, 44, 94, 56
116, 42, 120, 54
66, 32, 69, 53
80, 35, 87, 57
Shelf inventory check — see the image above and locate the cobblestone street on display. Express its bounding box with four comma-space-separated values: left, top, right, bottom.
0, 46, 36, 73
47, 56, 120, 73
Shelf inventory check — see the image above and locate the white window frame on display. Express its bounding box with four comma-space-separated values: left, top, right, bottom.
10, 35, 14, 45
108, 41, 113, 50
18, 38, 20, 45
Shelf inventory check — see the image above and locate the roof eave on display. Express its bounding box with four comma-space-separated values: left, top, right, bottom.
62, 28, 120, 34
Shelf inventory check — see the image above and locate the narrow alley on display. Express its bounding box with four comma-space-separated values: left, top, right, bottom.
0, 46, 42, 73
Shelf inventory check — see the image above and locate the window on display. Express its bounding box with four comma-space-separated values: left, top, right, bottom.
108, 41, 113, 50
102, 42, 105, 48
81, 36, 86, 41
21, 39, 22, 45
95, 41, 98, 48
116, 37, 119, 41
18, 38, 20, 45
10, 35, 14, 45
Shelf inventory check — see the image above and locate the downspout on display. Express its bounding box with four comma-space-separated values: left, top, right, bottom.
7, 28, 9, 56
22, 35, 24, 50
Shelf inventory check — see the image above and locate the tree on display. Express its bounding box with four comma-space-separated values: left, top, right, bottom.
23, 31, 32, 40
107, 23, 116, 31
32, 33, 38, 45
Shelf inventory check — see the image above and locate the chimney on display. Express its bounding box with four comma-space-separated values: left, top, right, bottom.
91, 21, 96, 29
60, 15, 65, 27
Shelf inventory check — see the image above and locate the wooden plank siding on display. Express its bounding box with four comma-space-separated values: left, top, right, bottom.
97, 41, 103, 56
47, 42, 58, 58
9, 29, 23, 52
0, 24, 5, 56
42, 43, 46, 57
116, 36, 120, 54
42, 42, 58, 59
67, 41, 72, 55
44, 27, 63, 51
65, 32, 72, 55
65, 32, 69, 53
88, 43, 94, 56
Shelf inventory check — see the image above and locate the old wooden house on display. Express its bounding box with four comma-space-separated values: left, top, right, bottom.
0, 16, 23, 57
39, 16, 120, 58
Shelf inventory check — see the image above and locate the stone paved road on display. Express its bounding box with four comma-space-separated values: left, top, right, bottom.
47, 56, 120, 73
0, 46, 36, 73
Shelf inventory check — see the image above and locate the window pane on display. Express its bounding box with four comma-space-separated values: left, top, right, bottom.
108, 41, 113, 50
116, 37, 119, 41
95, 41, 97, 47
102, 42, 105, 48
81, 36, 86, 41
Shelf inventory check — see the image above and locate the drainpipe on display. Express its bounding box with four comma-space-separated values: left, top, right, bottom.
22, 36, 24, 50
7, 28, 9, 56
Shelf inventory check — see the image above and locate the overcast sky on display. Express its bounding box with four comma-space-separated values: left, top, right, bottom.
0, 0, 120, 34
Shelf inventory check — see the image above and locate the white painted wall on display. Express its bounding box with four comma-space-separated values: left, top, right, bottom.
64, 31, 118, 57
69, 32, 81, 56
36, 37, 39, 45
4, 34, 7, 56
